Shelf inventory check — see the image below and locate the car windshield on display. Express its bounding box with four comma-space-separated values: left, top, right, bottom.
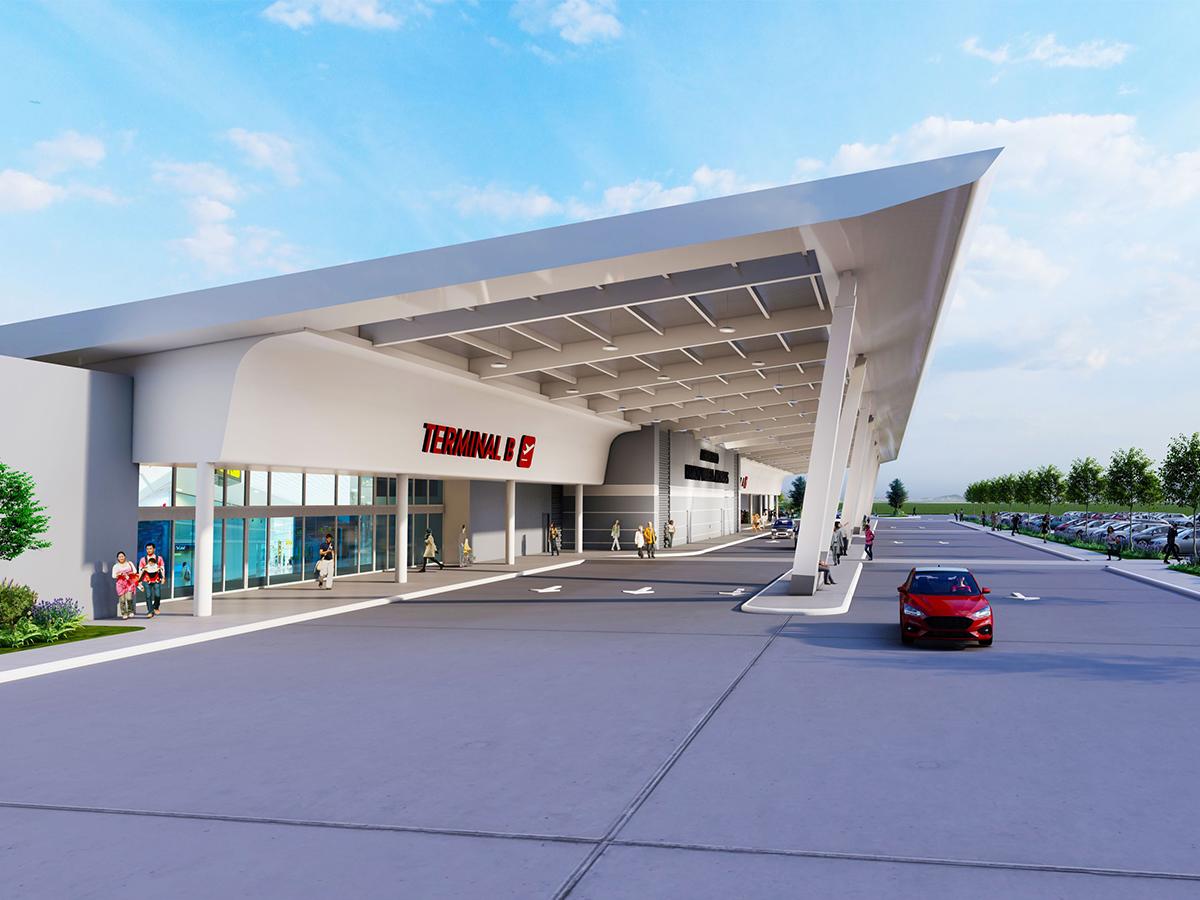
909, 571, 981, 595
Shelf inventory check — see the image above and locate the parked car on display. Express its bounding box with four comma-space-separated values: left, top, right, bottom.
898, 567, 993, 648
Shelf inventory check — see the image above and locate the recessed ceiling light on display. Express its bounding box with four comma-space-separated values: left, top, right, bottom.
490, 361, 508, 369
566, 388, 580, 394
656, 374, 670, 381
617, 405, 626, 411
751, 361, 765, 367
773, 384, 784, 390
720, 408, 731, 414
603, 343, 619, 352
694, 394, 705, 400
718, 325, 736, 334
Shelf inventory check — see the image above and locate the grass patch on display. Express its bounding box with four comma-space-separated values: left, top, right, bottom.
1168, 563, 1200, 578
0, 624, 144, 656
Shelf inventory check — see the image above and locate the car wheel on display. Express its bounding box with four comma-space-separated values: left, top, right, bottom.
978, 638, 993, 648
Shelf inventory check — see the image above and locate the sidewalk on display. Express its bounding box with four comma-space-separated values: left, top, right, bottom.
1, 555, 583, 681
740, 522, 873, 615
1105, 558, 1200, 601
953, 519, 1106, 561
581, 528, 769, 560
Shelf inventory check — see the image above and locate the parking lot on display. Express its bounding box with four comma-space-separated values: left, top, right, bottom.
2, 518, 1199, 898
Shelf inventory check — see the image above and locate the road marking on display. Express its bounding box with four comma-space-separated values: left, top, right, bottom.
530, 585, 563, 593
622, 586, 655, 595
718, 588, 746, 596
937, 541, 950, 545
892, 540, 904, 544
1011, 592, 1041, 601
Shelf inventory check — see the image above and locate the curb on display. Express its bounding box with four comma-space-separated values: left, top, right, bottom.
740, 562, 863, 616
0, 559, 587, 686
957, 520, 1092, 561
1105, 565, 1200, 602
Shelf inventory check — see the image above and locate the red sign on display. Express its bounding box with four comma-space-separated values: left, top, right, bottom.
740, 475, 749, 489
421, 422, 537, 469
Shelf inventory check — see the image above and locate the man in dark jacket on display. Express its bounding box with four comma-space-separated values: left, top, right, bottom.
1164, 525, 1183, 564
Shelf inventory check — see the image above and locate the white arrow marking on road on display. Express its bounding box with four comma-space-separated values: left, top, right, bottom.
893, 540, 904, 544
718, 587, 747, 596
530, 585, 562, 593
623, 586, 655, 595
938, 541, 950, 545
1011, 591, 1041, 601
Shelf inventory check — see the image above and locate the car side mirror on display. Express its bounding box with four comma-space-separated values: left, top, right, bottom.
898, 586, 908, 594
981, 587, 991, 594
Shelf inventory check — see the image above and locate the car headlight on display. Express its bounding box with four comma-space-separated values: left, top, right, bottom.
969, 606, 992, 619
902, 604, 926, 618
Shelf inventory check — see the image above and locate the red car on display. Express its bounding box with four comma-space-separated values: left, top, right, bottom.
898, 566, 993, 647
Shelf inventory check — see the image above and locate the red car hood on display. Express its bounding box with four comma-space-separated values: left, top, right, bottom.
907, 594, 989, 616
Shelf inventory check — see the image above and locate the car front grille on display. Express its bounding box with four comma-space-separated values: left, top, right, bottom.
924, 616, 973, 631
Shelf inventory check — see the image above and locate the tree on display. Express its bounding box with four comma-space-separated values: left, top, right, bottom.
993, 474, 1015, 508
787, 475, 806, 512
1065, 457, 1105, 514
1032, 464, 1064, 514
886, 478, 908, 515
1105, 447, 1161, 542
1013, 469, 1038, 507
0, 463, 52, 561
1160, 433, 1200, 562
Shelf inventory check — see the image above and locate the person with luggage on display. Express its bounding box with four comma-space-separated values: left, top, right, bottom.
316, 532, 335, 589
1105, 525, 1121, 561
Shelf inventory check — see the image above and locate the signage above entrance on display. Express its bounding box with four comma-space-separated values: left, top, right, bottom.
421, 422, 537, 469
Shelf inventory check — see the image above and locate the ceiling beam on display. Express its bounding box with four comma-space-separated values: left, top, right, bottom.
542, 368, 577, 384
506, 323, 561, 352
725, 430, 816, 450
563, 315, 612, 344
447, 332, 512, 359
688, 400, 819, 434
364, 250, 821, 346
610, 370, 822, 418
684, 295, 717, 328
747, 285, 771, 318
476, 305, 831, 380
624, 306, 664, 335
715, 422, 816, 444
542, 341, 826, 400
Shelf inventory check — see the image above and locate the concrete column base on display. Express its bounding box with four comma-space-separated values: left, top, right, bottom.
789, 572, 818, 596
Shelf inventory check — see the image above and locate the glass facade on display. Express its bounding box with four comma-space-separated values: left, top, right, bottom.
136, 465, 442, 599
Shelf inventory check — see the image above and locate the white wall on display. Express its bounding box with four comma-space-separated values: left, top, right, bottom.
664, 430, 738, 543
0, 357, 137, 619
121, 332, 631, 486
469, 480, 551, 562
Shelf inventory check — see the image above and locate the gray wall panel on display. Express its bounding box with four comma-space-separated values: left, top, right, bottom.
0, 357, 137, 619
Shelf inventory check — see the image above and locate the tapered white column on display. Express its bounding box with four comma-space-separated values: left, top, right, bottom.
193, 462, 214, 617
505, 479, 517, 565
840, 406, 874, 533
575, 483, 584, 553
396, 474, 409, 584
790, 282, 856, 596
822, 360, 867, 529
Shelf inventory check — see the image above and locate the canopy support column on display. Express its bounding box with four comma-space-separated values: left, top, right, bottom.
396, 474, 409, 584
193, 462, 214, 617
505, 479, 517, 565
575, 484, 584, 553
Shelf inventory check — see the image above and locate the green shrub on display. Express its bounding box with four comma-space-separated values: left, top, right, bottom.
0, 579, 37, 627
0, 618, 41, 648
30, 598, 84, 641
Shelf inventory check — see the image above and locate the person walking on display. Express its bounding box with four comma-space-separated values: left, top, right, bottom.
1011, 512, 1021, 536
548, 523, 561, 556
665, 519, 676, 549
830, 524, 841, 566
137, 542, 166, 617
838, 521, 849, 558
1164, 524, 1183, 564
643, 521, 656, 559
458, 525, 471, 568
634, 525, 645, 558
1040, 513, 1050, 543
419, 530, 444, 572
112, 551, 138, 620
1105, 525, 1121, 561
316, 532, 335, 589
610, 520, 621, 551
863, 524, 875, 561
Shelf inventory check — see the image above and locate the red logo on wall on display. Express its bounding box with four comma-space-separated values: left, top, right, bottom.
740, 475, 749, 489
517, 435, 537, 468
421, 422, 537, 470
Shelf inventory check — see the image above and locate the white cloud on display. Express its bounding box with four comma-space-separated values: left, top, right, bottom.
453, 185, 563, 219
33, 130, 106, 176
514, 0, 622, 46
153, 161, 242, 202
962, 33, 1131, 69
227, 128, 300, 186
262, 0, 402, 29
156, 159, 299, 274
0, 169, 67, 212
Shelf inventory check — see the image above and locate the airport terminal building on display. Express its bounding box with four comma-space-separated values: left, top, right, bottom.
0, 150, 995, 616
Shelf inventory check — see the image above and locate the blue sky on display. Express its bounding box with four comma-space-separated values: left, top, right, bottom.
2, 0, 1198, 497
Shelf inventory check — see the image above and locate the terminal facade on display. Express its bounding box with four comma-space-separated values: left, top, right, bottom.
0, 149, 996, 615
